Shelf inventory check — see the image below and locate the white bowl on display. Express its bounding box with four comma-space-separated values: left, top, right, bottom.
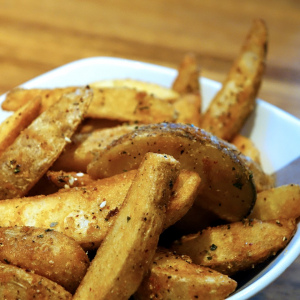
0, 57, 299, 299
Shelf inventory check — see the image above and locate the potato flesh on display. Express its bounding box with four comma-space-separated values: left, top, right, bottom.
172, 218, 297, 275
0, 88, 92, 200
0, 226, 89, 293
73, 153, 180, 300
88, 123, 256, 221
0, 262, 72, 299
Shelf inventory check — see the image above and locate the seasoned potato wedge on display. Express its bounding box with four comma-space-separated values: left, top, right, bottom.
90, 79, 179, 101
73, 153, 180, 300
248, 184, 300, 220
135, 248, 237, 300
0, 262, 72, 299
0, 226, 89, 293
172, 52, 201, 95
0, 87, 92, 200
0, 169, 200, 249
87, 123, 256, 221
0, 96, 41, 156
52, 124, 137, 172
172, 218, 296, 276
201, 19, 267, 141
231, 134, 261, 165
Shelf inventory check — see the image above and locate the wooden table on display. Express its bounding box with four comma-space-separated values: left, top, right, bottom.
0, 0, 299, 298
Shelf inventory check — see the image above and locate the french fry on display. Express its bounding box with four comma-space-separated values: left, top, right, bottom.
73, 153, 180, 300
172, 218, 296, 276
90, 79, 179, 101
0, 226, 89, 293
231, 134, 261, 165
200, 19, 268, 141
0, 96, 41, 156
0, 262, 72, 299
248, 184, 300, 220
135, 248, 237, 300
87, 123, 256, 222
0, 169, 200, 250
52, 124, 137, 172
0, 87, 92, 200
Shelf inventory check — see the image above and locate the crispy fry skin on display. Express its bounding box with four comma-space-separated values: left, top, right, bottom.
0, 88, 92, 200
90, 79, 179, 101
231, 134, 261, 165
0, 96, 41, 156
87, 123, 256, 221
52, 124, 137, 172
0, 226, 89, 293
172, 218, 296, 276
0, 169, 200, 250
248, 184, 300, 220
201, 19, 268, 141
172, 53, 201, 95
0, 262, 72, 299
135, 248, 237, 300
73, 153, 180, 300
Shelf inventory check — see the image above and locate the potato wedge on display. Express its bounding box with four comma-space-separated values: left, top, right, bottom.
0, 226, 89, 293
172, 218, 296, 276
52, 124, 137, 172
135, 248, 237, 300
90, 79, 179, 101
0, 87, 92, 200
200, 19, 267, 141
0, 262, 72, 299
0, 169, 200, 250
248, 184, 300, 220
172, 53, 201, 95
73, 153, 180, 300
87, 123, 256, 221
0, 96, 41, 156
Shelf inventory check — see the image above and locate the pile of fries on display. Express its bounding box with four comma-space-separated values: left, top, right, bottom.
0, 19, 299, 300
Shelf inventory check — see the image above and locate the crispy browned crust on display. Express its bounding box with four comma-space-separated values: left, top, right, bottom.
135, 248, 237, 300
201, 19, 268, 141
172, 218, 297, 276
87, 123, 256, 221
0, 226, 89, 293
0, 262, 72, 299
0, 87, 92, 200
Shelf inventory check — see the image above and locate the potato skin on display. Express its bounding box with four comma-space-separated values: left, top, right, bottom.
0, 226, 89, 293
135, 248, 237, 300
0, 262, 72, 299
172, 218, 297, 276
88, 123, 256, 221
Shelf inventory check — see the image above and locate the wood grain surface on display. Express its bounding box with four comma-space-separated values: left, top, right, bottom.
0, 0, 299, 299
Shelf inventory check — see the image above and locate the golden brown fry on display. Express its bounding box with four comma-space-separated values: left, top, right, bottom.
90, 79, 179, 101
87, 123, 256, 222
231, 134, 261, 165
52, 124, 137, 172
0, 169, 200, 250
248, 184, 300, 220
0, 88, 92, 200
172, 53, 201, 95
0, 262, 72, 299
0, 226, 89, 294
201, 19, 268, 141
1, 87, 78, 112
172, 218, 296, 276
173, 93, 201, 126
73, 153, 180, 300
0, 96, 41, 156
135, 248, 237, 300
